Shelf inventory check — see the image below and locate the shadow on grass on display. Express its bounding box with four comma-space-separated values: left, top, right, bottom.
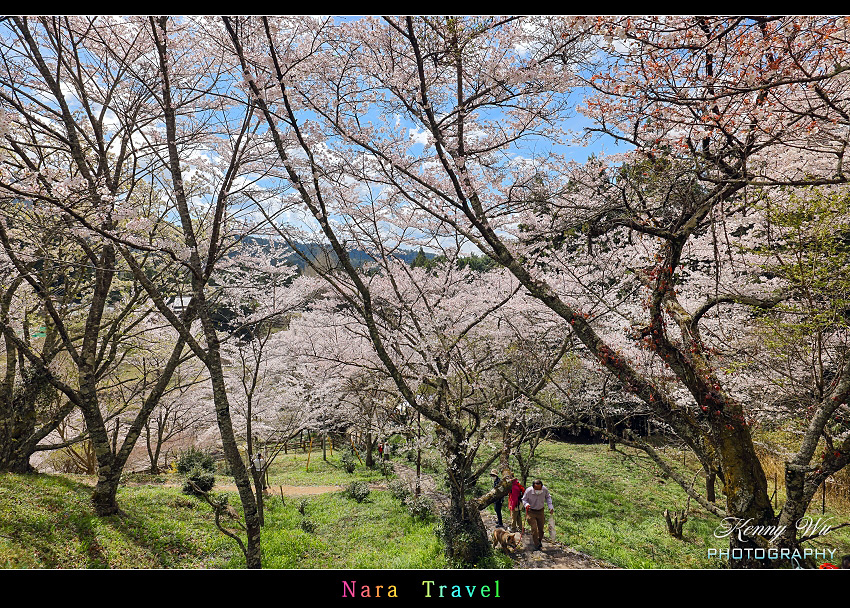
71, 513, 110, 568
101, 491, 233, 568
0, 473, 110, 567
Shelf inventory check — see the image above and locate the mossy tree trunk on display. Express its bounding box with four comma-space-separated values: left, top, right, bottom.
439, 430, 493, 565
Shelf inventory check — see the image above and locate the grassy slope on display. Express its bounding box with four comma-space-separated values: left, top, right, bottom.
0, 451, 444, 569
0, 473, 234, 568
529, 441, 850, 568
2, 442, 848, 568
260, 492, 446, 569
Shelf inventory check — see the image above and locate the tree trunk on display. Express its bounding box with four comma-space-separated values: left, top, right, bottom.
0, 401, 37, 473
88, 427, 122, 516
440, 485, 492, 566
712, 416, 775, 568
437, 430, 492, 565
251, 468, 266, 527
364, 430, 374, 467
78, 376, 123, 517
0, 436, 37, 473
202, 323, 262, 568
145, 421, 165, 474
92, 468, 122, 516
0, 360, 66, 474
706, 470, 717, 503
605, 416, 616, 451
416, 412, 422, 496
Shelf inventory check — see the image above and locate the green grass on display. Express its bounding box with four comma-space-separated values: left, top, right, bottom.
527, 442, 727, 568
0, 457, 448, 569
0, 472, 235, 568
263, 450, 388, 487
4, 440, 849, 569
257, 491, 446, 568
526, 441, 850, 569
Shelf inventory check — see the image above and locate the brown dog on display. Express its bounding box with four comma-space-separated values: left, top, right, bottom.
492, 528, 521, 554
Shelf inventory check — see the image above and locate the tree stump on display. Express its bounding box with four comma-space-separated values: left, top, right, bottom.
663, 508, 687, 539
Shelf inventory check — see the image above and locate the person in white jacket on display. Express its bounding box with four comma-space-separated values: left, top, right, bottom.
521, 479, 554, 551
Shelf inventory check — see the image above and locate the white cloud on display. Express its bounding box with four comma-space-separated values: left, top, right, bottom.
409, 127, 430, 146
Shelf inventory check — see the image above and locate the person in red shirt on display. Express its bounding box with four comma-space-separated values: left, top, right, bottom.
508, 477, 525, 533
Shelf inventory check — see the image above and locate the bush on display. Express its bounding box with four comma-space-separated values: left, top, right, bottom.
405, 494, 434, 521
298, 498, 308, 515
215, 459, 232, 476
182, 465, 215, 496
421, 455, 441, 473
176, 447, 216, 475
346, 480, 371, 502
341, 449, 357, 474
388, 479, 410, 502
381, 461, 395, 477
300, 518, 317, 533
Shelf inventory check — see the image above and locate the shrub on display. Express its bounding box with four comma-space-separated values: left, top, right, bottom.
346, 480, 371, 502
405, 494, 434, 521
341, 449, 357, 474
388, 479, 410, 502
300, 518, 317, 533
215, 459, 232, 476
298, 498, 308, 515
381, 461, 395, 477
421, 455, 441, 473
176, 447, 216, 475
182, 465, 215, 496
172, 496, 196, 509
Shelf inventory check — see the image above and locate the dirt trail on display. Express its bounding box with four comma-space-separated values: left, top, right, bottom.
121, 479, 342, 496
226, 483, 340, 496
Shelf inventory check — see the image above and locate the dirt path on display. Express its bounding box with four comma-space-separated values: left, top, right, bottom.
225, 483, 340, 496
479, 507, 618, 569
122, 479, 342, 496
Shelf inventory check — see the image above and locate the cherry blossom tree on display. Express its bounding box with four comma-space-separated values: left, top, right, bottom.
255, 236, 572, 563
225, 15, 850, 567
0, 203, 77, 472
4, 14, 849, 570
134, 337, 210, 474
0, 16, 276, 567
218, 242, 324, 523
0, 17, 201, 514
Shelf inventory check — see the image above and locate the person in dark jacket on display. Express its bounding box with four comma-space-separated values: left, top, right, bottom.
489, 470, 505, 528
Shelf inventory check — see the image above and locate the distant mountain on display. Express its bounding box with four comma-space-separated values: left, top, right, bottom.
233, 236, 433, 271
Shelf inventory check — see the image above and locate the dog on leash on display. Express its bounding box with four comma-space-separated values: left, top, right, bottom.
492, 527, 522, 554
